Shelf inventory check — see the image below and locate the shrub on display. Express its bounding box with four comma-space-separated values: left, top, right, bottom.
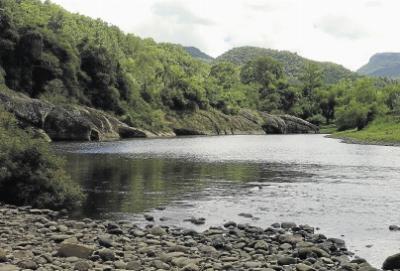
335, 101, 369, 131
307, 114, 326, 126
0, 108, 84, 210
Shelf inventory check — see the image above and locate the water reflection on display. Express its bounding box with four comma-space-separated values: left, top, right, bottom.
64, 153, 314, 218
55, 134, 400, 267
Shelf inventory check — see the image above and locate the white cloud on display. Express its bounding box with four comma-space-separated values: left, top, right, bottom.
50, 0, 400, 71
315, 15, 368, 40
151, 1, 213, 26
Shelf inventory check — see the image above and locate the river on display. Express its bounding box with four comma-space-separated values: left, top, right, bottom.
54, 134, 400, 267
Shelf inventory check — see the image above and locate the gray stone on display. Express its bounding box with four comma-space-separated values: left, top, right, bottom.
281, 222, 297, 229
278, 256, 296, 265
18, 260, 38, 270
57, 243, 95, 259
98, 235, 114, 248
126, 261, 141, 270
98, 248, 115, 261
74, 261, 91, 271
383, 253, 400, 270
296, 263, 314, 271
152, 260, 169, 269
150, 226, 167, 236
114, 260, 127, 269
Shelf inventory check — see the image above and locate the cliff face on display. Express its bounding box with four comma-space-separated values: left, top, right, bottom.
0, 90, 318, 142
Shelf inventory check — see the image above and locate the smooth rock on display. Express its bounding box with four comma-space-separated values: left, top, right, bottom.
57, 243, 95, 259
17, 260, 38, 270
383, 253, 400, 270
278, 256, 296, 265
98, 248, 115, 261
74, 261, 91, 271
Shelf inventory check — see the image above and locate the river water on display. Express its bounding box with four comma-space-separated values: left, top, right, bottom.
54, 134, 400, 267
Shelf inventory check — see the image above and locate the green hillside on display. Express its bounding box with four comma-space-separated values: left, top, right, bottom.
0, 0, 399, 138
216, 46, 357, 84
184, 46, 214, 62
358, 53, 400, 78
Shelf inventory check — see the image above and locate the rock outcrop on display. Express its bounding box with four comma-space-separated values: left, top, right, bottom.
0, 90, 153, 141
172, 109, 319, 136
267, 114, 319, 134
1, 89, 318, 141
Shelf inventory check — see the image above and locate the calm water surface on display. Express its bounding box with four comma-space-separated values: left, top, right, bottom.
54, 134, 400, 267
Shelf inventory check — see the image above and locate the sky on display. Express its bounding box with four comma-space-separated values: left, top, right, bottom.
50, 0, 400, 71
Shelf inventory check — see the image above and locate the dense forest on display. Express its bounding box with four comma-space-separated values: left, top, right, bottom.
216, 46, 358, 85
0, 0, 399, 132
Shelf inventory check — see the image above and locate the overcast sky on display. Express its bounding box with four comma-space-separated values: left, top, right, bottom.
50, 0, 400, 71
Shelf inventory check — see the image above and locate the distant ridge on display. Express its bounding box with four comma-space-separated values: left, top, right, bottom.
184, 46, 214, 62
358, 52, 400, 78
216, 46, 357, 84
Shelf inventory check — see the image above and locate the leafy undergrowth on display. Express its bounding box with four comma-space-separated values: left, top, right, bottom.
0, 107, 85, 210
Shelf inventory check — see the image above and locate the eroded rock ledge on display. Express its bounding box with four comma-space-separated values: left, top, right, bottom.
0, 204, 381, 271
0, 90, 154, 141
0, 90, 318, 142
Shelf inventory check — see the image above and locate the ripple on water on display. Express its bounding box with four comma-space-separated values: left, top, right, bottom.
54, 134, 400, 267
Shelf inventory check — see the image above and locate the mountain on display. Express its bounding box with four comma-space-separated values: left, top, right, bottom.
216, 46, 357, 84
358, 53, 400, 78
0, 0, 318, 138
184, 46, 214, 62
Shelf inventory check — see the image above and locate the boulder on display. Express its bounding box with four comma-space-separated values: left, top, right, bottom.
383, 253, 400, 270
298, 247, 330, 259
17, 260, 38, 270
260, 113, 318, 134
261, 113, 287, 134
98, 248, 115, 261
57, 243, 95, 259
278, 256, 297, 265
280, 115, 319, 133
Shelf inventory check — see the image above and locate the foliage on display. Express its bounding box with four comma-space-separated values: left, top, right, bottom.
216, 46, 357, 84
0, 107, 84, 209
184, 46, 213, 62
0, 0, 398, 136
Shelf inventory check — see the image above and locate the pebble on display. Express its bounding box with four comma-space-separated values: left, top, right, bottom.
0, 203, 381, 271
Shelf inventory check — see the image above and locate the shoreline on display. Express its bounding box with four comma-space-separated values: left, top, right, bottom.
0, 203, 381, 271
326, 134, 400, 147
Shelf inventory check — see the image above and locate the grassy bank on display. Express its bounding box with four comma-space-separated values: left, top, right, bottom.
332, 116, 400, 145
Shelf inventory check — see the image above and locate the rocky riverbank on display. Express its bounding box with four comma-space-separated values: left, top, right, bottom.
0, 204, 386, 271
0, 90, 318, 142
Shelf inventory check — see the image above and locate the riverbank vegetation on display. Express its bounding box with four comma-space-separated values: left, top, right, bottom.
0, 0, 363, 129
0, 106, 84, 209
333, 116, 400, 144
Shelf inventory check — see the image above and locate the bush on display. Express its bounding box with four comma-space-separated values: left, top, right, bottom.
307, 114, 326, 126
335, 101, 369, 131
0, 108, 84, 210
